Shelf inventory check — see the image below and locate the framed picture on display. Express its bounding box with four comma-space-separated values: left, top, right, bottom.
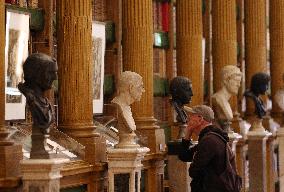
5, 9, 30, 120
92, 21, 105, 114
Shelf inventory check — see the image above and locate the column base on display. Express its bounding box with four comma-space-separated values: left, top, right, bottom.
0, 129, 14, 146
21, 158, 69, 192
135, 117, 165, 153
0, 144, 22, 178
58, 124, 106, 163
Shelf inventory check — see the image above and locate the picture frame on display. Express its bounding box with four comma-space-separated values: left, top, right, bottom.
92, 21, 105, 114
5, 9, 30, 120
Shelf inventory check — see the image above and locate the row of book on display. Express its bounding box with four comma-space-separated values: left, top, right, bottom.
153, 0, 170, 32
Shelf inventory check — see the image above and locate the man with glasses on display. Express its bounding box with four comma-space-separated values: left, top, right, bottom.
179, 105, 240, 192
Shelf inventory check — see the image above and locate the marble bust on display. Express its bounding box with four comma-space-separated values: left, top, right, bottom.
111, 71, 145, 148
169, 76, 193, 124
18, 53, 57, 159
212, 65, 242, 131
244, 72, 270, 119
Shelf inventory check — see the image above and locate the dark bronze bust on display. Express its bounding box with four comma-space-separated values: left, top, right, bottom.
244, 72, 270, 119
169, 76, 193, 124
18, 53, 57, 159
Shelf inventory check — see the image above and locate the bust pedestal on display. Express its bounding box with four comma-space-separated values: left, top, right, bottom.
167, 123, 191, 192
107, 147, 149, 192
247, 118, 272, 192
20, 158, 69, 192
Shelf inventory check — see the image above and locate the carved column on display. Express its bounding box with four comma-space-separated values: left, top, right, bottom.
211, 0, 242, 146
270, 1, 284, 190
0, 0, 22, 188
212, 0, 237, 91
270, 0, 284, 124
176, 0, 203, 106
203, 0, 212, 106
0, 0, 10, 146
244, 0, 267, 117
122, 1, 165, 191
57, 0, 106, 163
121, 0, 165, 153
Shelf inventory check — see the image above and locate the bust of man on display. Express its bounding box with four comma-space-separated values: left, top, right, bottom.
169, 76, 193, 124
244, 72, 270, 119
111, 71, 145, 148
212, 65, 242, 130
18, 53, 57, 133
18, 53, 57, 159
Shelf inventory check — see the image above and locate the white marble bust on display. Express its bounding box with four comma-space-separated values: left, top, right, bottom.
111, 71, 145, 148
212, 65, 242, 131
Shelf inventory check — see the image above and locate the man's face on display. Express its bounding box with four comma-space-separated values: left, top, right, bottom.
259, 83, 269, 95
178, 83, 193, 105
187, 113, 203, 135
130, 79, 145, 101
40, 63, 58, 90
225, 75, 242, 95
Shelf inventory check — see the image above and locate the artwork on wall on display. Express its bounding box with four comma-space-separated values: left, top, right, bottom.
5, 10, 30, 120
92, 21, 105, 114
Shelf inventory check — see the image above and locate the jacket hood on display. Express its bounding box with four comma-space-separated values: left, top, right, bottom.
199, 125, 229, 142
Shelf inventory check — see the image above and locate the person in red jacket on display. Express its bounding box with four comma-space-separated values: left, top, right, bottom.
179, 105, 240, 192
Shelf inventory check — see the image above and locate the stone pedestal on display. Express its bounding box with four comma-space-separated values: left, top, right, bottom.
21, 158, 69, 192
247, 121, 272, 192
167, 123, 191, 192
107, 147, 149, 192
168, 155, 191, 192
266, 135, 275, 192
277, 128, 284, 192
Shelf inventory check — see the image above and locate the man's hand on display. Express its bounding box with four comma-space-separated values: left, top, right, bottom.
184, 124, 194, 140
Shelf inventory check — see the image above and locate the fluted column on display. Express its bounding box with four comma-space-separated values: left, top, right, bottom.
212, 0, 237, 92
0, 0, 12, 146
237, 0, 245, 115
270, 0, 284, 124
57, 0, 97, 141
203, 0, 212, 106
122, 0, 164, 153
176, 0, 203, 106
57, 0, 107, 164
0, 1, 22, 183
211, 0, 242, 140
244, 0, 267, 117
270, 1, 284, 190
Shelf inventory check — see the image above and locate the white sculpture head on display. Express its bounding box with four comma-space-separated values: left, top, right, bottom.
221, 65, 242, 95
117, 71, 145, 103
